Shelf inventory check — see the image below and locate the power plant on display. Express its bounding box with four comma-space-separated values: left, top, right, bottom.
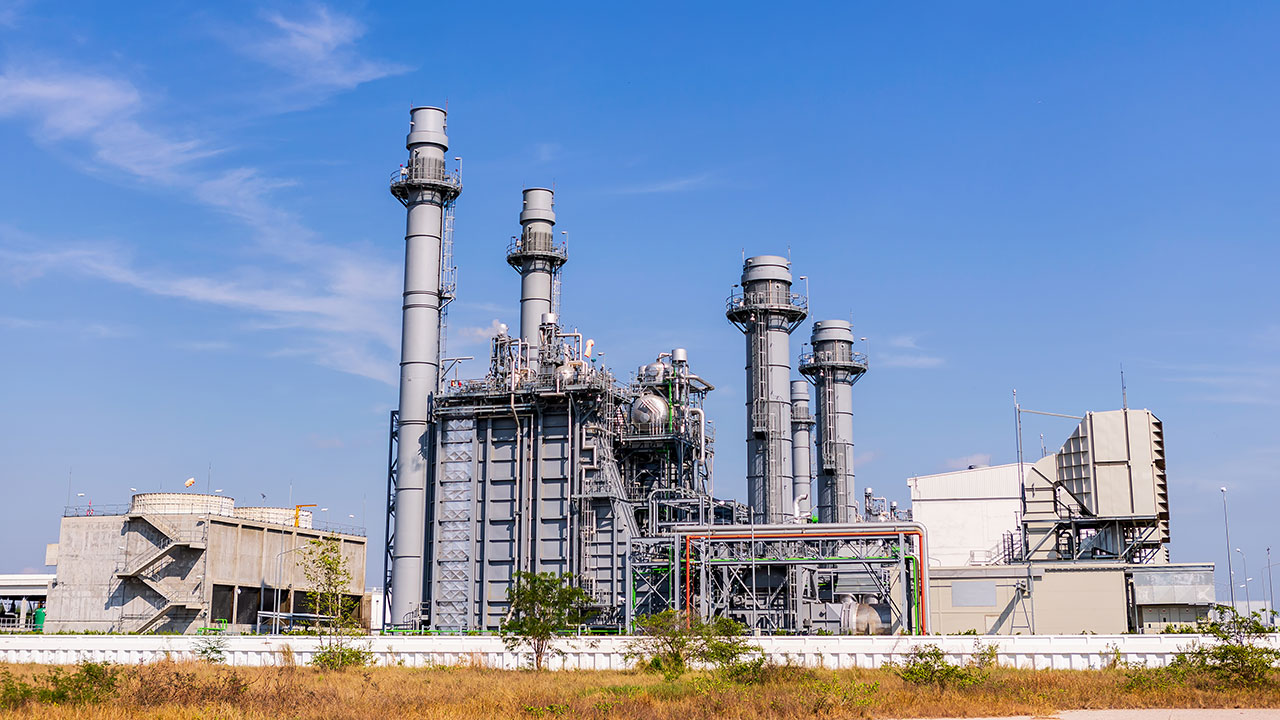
12, 104, 1217, 637
379, 106, 1212, 636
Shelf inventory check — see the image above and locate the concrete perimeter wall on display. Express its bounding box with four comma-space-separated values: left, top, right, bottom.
4, 634, 1275, 670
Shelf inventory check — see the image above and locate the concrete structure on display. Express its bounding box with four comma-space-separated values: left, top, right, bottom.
387, 106, 463, 624
4, 632, 1261, 670
927, 563, 1213, 635
0, 575, 54, 632
45, 493, 365, 634
789, 380, 815, 519
799, 319, 868, 523
726, 255, 808, 523
907, 463, 1022, 566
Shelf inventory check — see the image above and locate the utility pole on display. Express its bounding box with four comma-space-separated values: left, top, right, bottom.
1221, 487, 1236, 608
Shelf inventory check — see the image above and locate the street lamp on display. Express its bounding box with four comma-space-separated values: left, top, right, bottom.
1221, 488, 1236, 607
1236, 548, 1251, 611
274, 545, 306, 635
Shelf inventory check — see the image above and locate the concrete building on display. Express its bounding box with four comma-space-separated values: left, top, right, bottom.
0, 574, 54, 632
45, 493, 365, 634
907, 464, 1022, 567
927, 563, 1213, 634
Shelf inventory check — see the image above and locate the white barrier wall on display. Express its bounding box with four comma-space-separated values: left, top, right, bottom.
3, 633, 1272, 670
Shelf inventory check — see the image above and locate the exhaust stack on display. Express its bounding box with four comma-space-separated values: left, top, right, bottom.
799, 320, 868, 523
507, 188, 566, 369
726, 255, 807, 523
388, 106, 461, 624
790, 380, 815, 520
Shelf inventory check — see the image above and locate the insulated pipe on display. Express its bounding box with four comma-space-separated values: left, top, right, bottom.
790, 380, 815, 520
389, 106, 460, 625
507, 189, 565, 373
800, 320, 867, 523
725, 255, 807, 524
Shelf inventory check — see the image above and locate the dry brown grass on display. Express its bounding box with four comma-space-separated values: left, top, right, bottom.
1, 659, 1277, 719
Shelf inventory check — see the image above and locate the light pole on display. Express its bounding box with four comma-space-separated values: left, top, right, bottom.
274, 544, 305, 635
1236, 548, 1251, 612
1221, 488, 1236, 607
1268, 546, 1275, 626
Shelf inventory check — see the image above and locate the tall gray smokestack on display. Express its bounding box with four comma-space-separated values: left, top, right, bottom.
388, 106, 461, 624
726, 255, 807, 524
790, 380, 814, 519
506, 188, 566, 366
799, 320, 867, 523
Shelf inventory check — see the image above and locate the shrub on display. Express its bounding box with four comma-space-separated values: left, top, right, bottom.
0, 662, 122, 709
893, 644, 988, 688
312, 643, 374, 671
500, 571, 593, 671
626, 611, 761, 681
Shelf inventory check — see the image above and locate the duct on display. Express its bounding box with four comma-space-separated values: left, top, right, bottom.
507, 188, 567, 371
800, 320, 867, 523
790, 380, 815, 520
388, 106, 461, 625
726, 255, 807, 523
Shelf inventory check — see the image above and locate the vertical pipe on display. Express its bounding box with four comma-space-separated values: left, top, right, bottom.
726, 255, 806, 523
800, 320, 866, 523
790, 380, 814, 519
389, 106, 460, 625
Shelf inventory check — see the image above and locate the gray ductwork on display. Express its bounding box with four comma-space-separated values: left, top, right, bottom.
799, 320, 867, 523
790, 380, 815, 520
726, 255, 808, 523
388, 106, 461, 625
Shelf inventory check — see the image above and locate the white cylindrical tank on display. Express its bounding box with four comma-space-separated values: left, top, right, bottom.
130, 493, 234, 516
234, 507, 313, 529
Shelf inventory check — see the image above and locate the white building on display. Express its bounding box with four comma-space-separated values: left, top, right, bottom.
907, 463, 1022, 567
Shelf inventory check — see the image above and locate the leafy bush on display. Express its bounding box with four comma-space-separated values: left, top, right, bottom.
626, 611, 760, 681
1122, 605, 1278, 690
311, 643, 374, 671
892, 644, 988, 688
803, 677, 879, 714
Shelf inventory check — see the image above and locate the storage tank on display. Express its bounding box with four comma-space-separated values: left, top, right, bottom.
234, 507, 313, 529
129, 492, 234, 516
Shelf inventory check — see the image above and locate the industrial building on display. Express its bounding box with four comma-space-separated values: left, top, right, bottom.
378, 105, 1214, 636
45, 493, 366, 634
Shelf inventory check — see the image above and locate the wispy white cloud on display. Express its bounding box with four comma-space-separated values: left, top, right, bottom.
0, 67, 403, 382
879, 353, 944, 369
532, 142, 560, 163
0, 0, 30, 28
945, 453, 992, 470
877, 332, 943, 368
1156, 361, 1280, 407
612, 172, 713, 195
0, 69, 217, 182
233, 6, 408, 98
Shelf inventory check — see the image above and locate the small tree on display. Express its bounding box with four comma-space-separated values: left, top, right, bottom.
299, 535, 370, 670
500, 571, 592, 671
626, 610, 758, 680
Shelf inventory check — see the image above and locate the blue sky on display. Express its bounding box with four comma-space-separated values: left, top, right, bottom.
0, 2, 1276, 595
